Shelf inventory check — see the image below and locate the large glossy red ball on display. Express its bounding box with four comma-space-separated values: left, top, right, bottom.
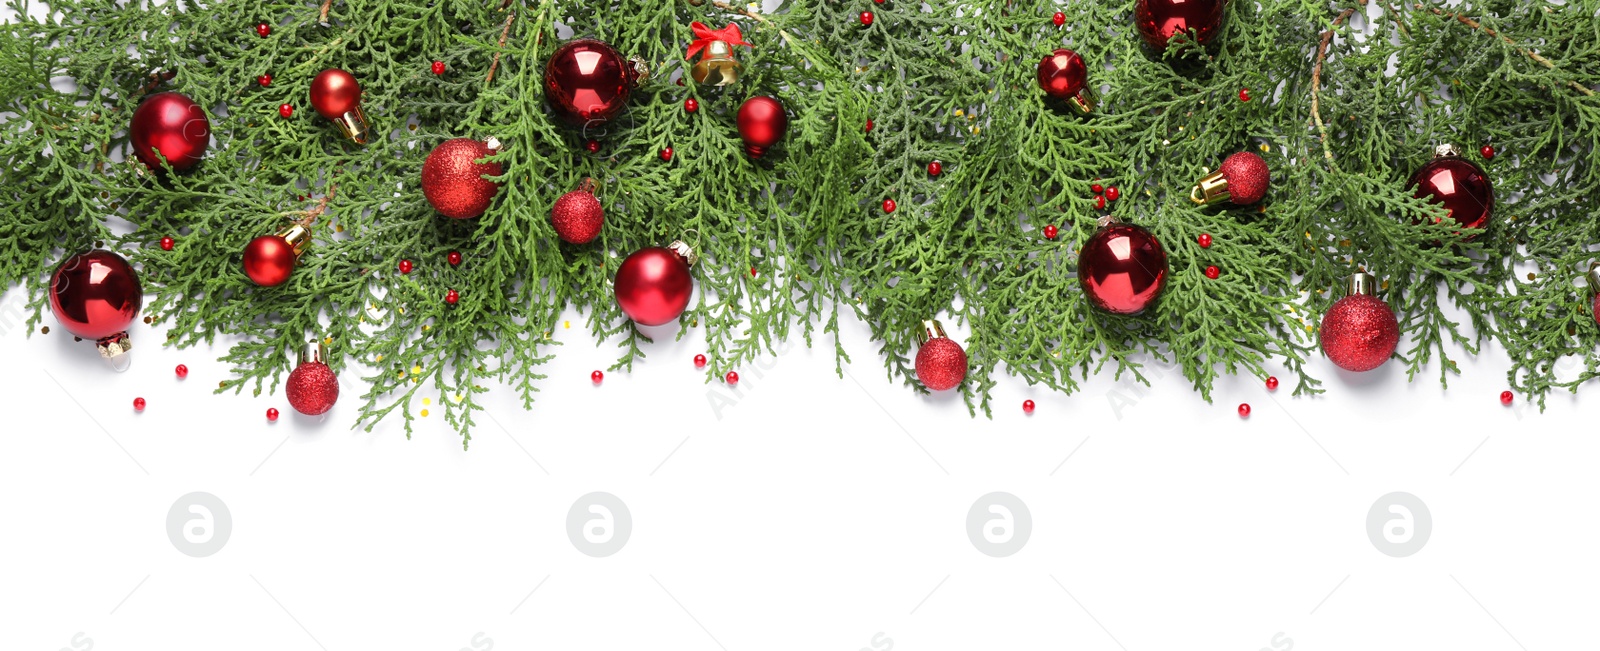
1219, 151, 1270, 204
736, 96, 788, 158
242, 235, 298, 287
551, 188, 604, 244
286, 361, 340, 416
129, 92, 210, 172
915, 337, 968, 391
1135, 0, 1225, 52
421, 138, 503, 219
1410, 156, 1494, 234
1320, 294, 1399, 372
310, 68, 362, 119
544, 39, 635, 126
49, 250, 143, 341
615, 247, 693, 326
1593, 293, 1600, 327
1078, 223, 1168, 315
1037, 49, 1088, 100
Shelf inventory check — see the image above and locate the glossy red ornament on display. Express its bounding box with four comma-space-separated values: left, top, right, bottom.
445, 289, 460, 305
129, 92, 211, 172
1037, 49, 1094, 114
660, 147, 674, 161
421, 138, 503, 219
1237, 403, 1250, 418
551, 178, 605, 244
860, 11, 875, 26
1090, 182, 1103, 193
48, 250, 143, 355
1192, 151, 1269, 206
1319, 273, 1399, 373
615, 243, 695, 326
684, 98, 699, 113
1204, 265, 1220, 279
432, 61, 446, 75
1095, 194, 1106, 210
865, 119, 875, 133
310, 68, 370, 143
915, 320, 968, 391
447, 251, 463, 267
1134, 0, 1225, 53
1410, 147, 1494, 234
883, 198, 897, 214
1265, 376, 1279, 390
134, 397, 147, 411
279, 104, 294, 119
1052, 11, 1066, 26
726, 371, 740, 385
750, 266, 759, 278
266, 407, 280, 422
160, 237, 175, 251
694, 354, 707, 368
1593, 293, 1600, 327
258, 74, 273, 87
1198, 233, 1212, 248
1023, 399, 1036, 414
398, 259, 413, 274
591, 370, 604, 384
1238, 88, 1251, 102
1043, 224, 1058, 240
928, 161, 943, 176
1106, 186, 1120, 201
255, 23, 271, 38
1499, 390, 1513, 405
585, 140, 601, 153
544, 39, 643, 126
1480, 145, 1495, 160
737, 95, 788, 158
242, 225, 310, 287
286, 343, 339, 416
175, 364, 188, 378
1077, 220, 1168, 315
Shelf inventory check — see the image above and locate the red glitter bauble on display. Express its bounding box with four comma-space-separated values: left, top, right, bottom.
242, 235, 298, 287
737, 96, 788, 158
422, 138, 503, 219
309, 69, 362, 119
1078, 222, 1168, 315
544, 39, 638, 126
1319, 294, 1399, 372
551, 182, 604, 244
1219, 151, 1270, 205
915, 337, 968, 391
615, 246, 694, 326
1410, 156, 1494, 234
129, 92, 210, 172
1134, 0, 1224, 52
1037, 49, 1088, 100
49, 250, 143, 342
286, 361, 340, 416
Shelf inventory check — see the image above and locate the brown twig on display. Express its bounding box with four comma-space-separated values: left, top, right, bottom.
485, 8, 518, 86
1311, 6, 1360, 161
1421, 5, 1595, 97
293, 179, 340, 226
320, 0, 333, 24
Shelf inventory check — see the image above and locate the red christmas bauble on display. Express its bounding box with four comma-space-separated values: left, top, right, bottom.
1078, 222, 1168, 315
1037, 49, 1088, 100
49, 250, 143, 342
286, 360, 340, 416
1135, 0, 1224, 52
1320, 294, 1399, 372
551, 182, 604, 244
421, 138, 503, 219
544, 39, 638, 126
1410, 155, 1494, 234
1593, 293, 1600, 327
915, 337, 968, 391
310, 69, 362, 119
129, 92, 210, 172
615, 246, 693, 326
242, 235, 299, 286
1219, 151, 1269, 204
737, 96, 788, 158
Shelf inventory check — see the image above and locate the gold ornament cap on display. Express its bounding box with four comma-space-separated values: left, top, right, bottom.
628, 56, 652, 86
914, 319, 947, 346
1587, 262, 1600, 293
97, 332, 133, 359
1346, 271, 1377, 297
275, 223, 313, 257
691, 40, 744, 86
333, 105, 371, 145
667, 240, 699, 267
1434, 143, 1461, 159
298, 340, 328, 366
1065, 84, 1097, 116
1189, 167, 1231, 205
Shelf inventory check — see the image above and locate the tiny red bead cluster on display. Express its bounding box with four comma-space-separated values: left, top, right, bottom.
860, 11, 874, 26
882, 198, 897, 214
1480, 145, 1496, 160
1043, 224, 1058, 240
694, 354, 707, 368
267, 407, 280, 422
684, 98, 699, 113
175, 364, 189, 379
1052, 11, 1065, 26
1238, 403, 1251, 418
660, 147, 674, 161
928, 161, 942, 176
432, 61, 446, 75
1500, 390, 1513, 405
591, 370, 604, 384
1265, 376, 1279, 390
445, 289, 460, 305
725, 371, 740, 385
279, 104, 294, 118
1198, 233, 1213, 248
1204, 265, 1221, 280
447, 251, 462, 267
1022, 399, 1036, 414
398, 259, 413, 274
133, 397, 147, 412
255, 23, 271, 38
1239, 88, 1251, 102
258, 74, 273, 87
160, 236, 175, 251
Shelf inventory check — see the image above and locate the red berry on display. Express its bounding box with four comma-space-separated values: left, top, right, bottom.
694, 354, 707, 368
860, 11, 874, 26
1238, 403, 1251, 418
445, 289, 460, 305
591, 370, 604, 384
882, 198, 897, 214
750, 266, 759, 277
928, 161, 943, 176
1106, 186, 1120, 201
1052, 11, 1065, 26
278, 103, 293, 118
584, 140, 600, 153
432, 61, 446, 75
398, 259, 413, 274
1265, 376, 1279, 390
1043, 224, 1058, 240
1500, 390, 1513, 405
133, 397, 146, 411
267, 407, 280, 422
1090, 183, 1103, 194
1480, 145, 1496, 160
660, 147, 674, 161
175, 364, 188, 379
725, 371, 739, 385
1204, 265, 1220, 279
257, 74, 272, 87
1239, 88, 1251, 102
1094, 194, 1106, 210
1023, 399, 1036, 414
684, 98, 699, 113
159, 236, 175, 251
864, 119, 875, 133
255, 23, 271, 38
1198, 233, 1213, 248
447, 251, 462, 267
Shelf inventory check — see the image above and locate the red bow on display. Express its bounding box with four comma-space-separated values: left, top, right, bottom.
685, 22, 751, 60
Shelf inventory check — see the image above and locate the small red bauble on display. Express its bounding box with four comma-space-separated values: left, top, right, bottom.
591, 370, 604, 384
551, 179, 605, 244
1238, 403, 1251, 418
176, 364, 189, 378
865, 119, 875, 133
684, 98, 699, 113
1198, 233, 1213, 248
1090, 183, 1103, 194
134, 397, 146, 411
544, 39, 641, 126
398, 259, 413, 274
258, 74, 273, 87
160, 237, 175, 251
49, 250, 143, 351
1023, 399, 1036, 414
130, 92, 211, 172
1265, 376, 1279, 390
1094, 194, 1106, 210
750, 267, 759, 278
883, 198, 897, 214
242, 233, 302, 287
1193, 151, 1269, 206
725, 371, 739, 385
1480, 145, 1495, 160
279, 104, 294, 118
309, 68, 361, 118
255, 22, 271, 38
660, 147, 674, 161
266, 407, 280, 422
915, 321, 968, 391
447, 251, 463, 266
445, 289, 460, 305
615, 243, 695, 326
1078, 220, 1168, 315
737, 95, 788, 158
694, 354, 707, 368
1500, 390, 1513, 405
422, 138, 503, 219
1043, 224, 1058, 240
1106, 186, 1120, 201
1052, 11, 1066, 26
1319, 275, 1399, 372
585, 139, 601, 154
1410, 149, 1494, 234
860, 11, 874, 26
1204, 265, 1220, 279
286, 349, 340, 416
1593, 293, 1600, 327
432, 61, 446, 75
928, 161, 943, 176
1239, 88, 1251, 102
1037, 49, 1088, 100
1134, 0, 1225, 52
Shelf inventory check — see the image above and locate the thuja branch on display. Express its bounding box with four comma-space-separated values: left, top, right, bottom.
1421, 4, 1596, 97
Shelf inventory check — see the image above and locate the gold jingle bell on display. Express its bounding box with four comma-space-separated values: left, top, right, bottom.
691, 40, 743, 86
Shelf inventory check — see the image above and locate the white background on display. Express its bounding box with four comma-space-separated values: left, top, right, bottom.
4, 3, 1596, 651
